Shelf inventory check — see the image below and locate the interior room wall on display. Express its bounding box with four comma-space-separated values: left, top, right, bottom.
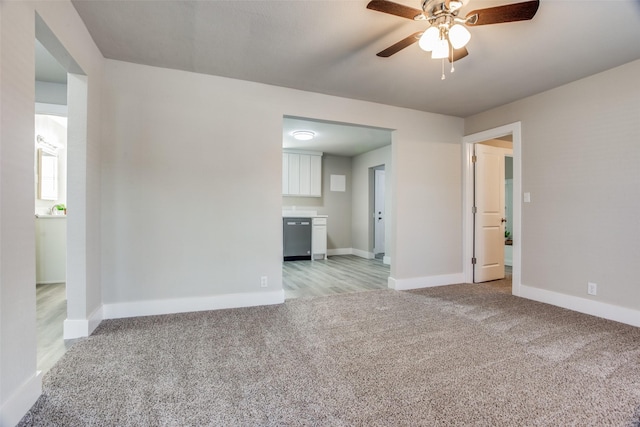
35, 115, 67, 214
0, 1, 103, 424
283, 154, 353, 251
35, 81, 67, 105
465, 59, 640, 314
101, 58, 464, 309
351, 145, 392, 258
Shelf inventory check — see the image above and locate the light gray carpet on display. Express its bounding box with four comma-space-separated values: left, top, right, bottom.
19, 283, 640, 426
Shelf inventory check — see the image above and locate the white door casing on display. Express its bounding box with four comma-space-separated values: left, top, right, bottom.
462, 122, 522, 295
374, 168, 385, 254
474, 144, 506, 283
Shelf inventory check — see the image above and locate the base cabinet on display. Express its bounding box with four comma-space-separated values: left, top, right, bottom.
312, 217, 327, 260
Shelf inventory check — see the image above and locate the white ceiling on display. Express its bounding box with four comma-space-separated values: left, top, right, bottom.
70, 0, 640, 119
283, 117, 392, 157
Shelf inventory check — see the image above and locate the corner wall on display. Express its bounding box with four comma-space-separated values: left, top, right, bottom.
0, 1, 103, 424
100, 59, 464, 316
465, 59, 640, 324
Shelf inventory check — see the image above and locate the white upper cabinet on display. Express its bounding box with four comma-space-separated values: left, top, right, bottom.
283, 150, 322, 197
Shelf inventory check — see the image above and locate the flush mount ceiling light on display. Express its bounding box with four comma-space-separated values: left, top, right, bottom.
367, 0, 540, 79
292, 131, 316, 141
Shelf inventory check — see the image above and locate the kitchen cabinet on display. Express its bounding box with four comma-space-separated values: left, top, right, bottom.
283, 150, 322, 197
312, 217, 327, 260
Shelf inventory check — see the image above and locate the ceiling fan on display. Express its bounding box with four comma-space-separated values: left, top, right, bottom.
367, 0, 540, 66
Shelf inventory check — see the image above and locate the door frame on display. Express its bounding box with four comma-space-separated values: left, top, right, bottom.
462, 122, 522, 295
372, 166, 385, 256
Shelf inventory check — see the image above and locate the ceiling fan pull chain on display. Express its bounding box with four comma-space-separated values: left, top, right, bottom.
450, 44, 455, 73
441, 58, 446, 80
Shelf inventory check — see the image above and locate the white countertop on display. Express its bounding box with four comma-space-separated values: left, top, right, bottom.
36, 214, 67, 219
282, 209, 327, 218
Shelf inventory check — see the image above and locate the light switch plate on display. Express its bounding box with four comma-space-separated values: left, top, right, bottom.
524, 192, 531, 203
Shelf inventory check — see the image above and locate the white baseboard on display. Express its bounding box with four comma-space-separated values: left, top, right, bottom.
352, 248, 374, 259
102, 289, 285, 320
326, 248, 353, 256
383, 255, 391, 265
63, 305, 103, 339
519, 284, 640, 328
0, 371, 42, 427
388, 273, 464, 291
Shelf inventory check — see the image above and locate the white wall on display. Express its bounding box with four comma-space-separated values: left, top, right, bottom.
465, 59, 640, 319
0, 2, 103, 425
101, 59, 464, 314
35, 81, 67, 105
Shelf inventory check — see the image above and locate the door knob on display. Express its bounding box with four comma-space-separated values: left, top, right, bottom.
501, 218, 507, 223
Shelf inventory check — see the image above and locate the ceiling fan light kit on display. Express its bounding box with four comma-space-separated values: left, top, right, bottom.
367, 0, 540, 79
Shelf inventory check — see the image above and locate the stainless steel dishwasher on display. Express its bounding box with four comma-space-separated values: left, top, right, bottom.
283, 218, 312, 261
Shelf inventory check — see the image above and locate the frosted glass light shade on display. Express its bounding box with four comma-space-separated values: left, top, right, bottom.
431, 39, 449, 59
292, 131, 315, 141
448, 24, 471, 49
418, 27, 439, 52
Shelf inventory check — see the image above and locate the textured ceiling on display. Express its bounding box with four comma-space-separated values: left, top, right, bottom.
71, 0, 640, 118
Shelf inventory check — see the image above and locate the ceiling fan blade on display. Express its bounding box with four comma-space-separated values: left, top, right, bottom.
376, 32, 423, 57
465, 0, 539, 26
449, 46, 468, 63
367, 0, 424, 20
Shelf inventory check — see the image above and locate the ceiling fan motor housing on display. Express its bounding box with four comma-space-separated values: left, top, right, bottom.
421, 0, 467, 19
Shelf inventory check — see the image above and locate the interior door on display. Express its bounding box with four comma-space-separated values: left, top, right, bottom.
374, 168, 385, 255
474, 144, 506, 283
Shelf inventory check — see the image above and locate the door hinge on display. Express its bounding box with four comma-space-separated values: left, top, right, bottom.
471, 257, 477, 265
471, 206, 477, 214
471, 155, 477, 163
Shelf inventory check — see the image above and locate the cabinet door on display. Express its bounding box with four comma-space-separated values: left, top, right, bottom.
288, 153, 300, 195
299, 154, 311, 195
312, 225, 327, 257
282, 153, 290, 195
310, 155, 322, 196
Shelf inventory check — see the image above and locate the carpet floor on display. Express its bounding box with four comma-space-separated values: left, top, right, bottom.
19, 283, 640, 426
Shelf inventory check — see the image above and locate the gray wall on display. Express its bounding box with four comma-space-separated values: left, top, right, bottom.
283, 154, 353, 250
465, 59, 640, 311
101, 58, 464, 306
352, 145, 392, 256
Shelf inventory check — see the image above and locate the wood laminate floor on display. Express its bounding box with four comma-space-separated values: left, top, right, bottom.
37, 283, 77, 374
282, 255, 390, 299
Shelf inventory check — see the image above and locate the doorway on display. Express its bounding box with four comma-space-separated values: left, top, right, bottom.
473, 142, 512, 283
35, 13, 90, 367
463, 122, 522, 296
373, 165, 385, 260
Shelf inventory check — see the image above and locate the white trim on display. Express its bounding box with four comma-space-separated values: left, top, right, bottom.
462, 122, 522, 295
63, 305, 102, 339
102, 290, 285, 320
352, 248, 375, 259
383, 255, 391, 265
0, 372, 42, 427
388, 273, 464, 291
326, 248, 353, 256
520, 284, 640, 328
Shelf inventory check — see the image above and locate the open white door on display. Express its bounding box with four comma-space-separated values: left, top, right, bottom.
474, 144, 506, 283
373, 168, 385, 255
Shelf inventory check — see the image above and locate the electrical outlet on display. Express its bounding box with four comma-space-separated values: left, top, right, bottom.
587, 282, 597, 296
260, 276, 268, 288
